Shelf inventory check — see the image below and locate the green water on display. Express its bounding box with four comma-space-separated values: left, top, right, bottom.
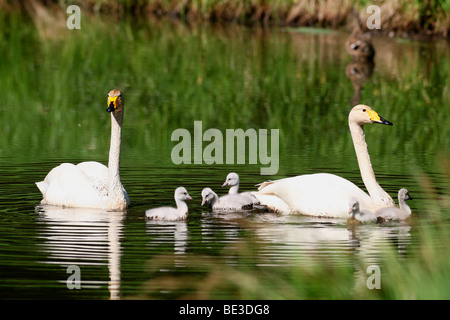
0, 14, 449, 299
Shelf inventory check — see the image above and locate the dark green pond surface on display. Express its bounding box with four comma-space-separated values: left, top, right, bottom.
0, 16, 449, 299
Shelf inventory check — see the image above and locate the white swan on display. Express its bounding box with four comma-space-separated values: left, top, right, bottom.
201, 187, 253, 211
347, 197, 377, 223
35, 89, 130, 210
375, 188, 412, 221
146, 187, 192, 221
222, 172, 260, 205
252, 105, 395, 217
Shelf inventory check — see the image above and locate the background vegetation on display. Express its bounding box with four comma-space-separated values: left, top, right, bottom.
0, 1, 448, 300
1, 0, 449, 38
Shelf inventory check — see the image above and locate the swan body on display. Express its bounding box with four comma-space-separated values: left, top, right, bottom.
253, 105, 395, 218
254, 173, 373, 216
375, 188, 412, 221
201, 187, 253, 211
222, 172, 260, 205
347, 197, 377, 223
146, 187, 192, 221
36, 89, 130, 210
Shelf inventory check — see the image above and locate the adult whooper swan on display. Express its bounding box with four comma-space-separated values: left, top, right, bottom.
146, 187, 192, 221
35, 89, 130, 210
252, 105, 395, 218
222, 172, 260, 205
201, 187, 253, 211
375, 188, 412, 222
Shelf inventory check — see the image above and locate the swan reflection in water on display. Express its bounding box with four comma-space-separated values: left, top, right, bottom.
34, 204, 413, 299
35, 205, 125, 300
221, 213, 412, 267
253, 213, 411, 292
145, 220, 188, 258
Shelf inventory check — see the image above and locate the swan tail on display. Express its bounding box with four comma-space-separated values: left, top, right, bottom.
35, 181, 48, 196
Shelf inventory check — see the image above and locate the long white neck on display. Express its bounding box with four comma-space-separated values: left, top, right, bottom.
175, 199, 189, 216
209, 192, 220, 207
349, 122, 394, 207
108, 111, 126, 210
399, 199, 412, 216
228, 184, 239, 194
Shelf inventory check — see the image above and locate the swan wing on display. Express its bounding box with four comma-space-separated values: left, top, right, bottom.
356, 211, 377, 223
214, 194, 253, 210
36, 163, 108, 208
146, 207, 185, 221
78, 161, 130, 207
240, 191, 260, 205
375, 207, 409, 221
76, 161, 108, 187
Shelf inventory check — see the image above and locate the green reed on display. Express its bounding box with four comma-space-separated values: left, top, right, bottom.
0, 14, 448, 173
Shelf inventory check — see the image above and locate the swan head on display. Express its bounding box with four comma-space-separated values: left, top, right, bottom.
175, 187, 192, 202
349, 105, 392, 126
398, 188, 412, 201
106, 89, 124, 113
201, 187, 215, 206
222, 172, 239, 187
348, 197, 360, 215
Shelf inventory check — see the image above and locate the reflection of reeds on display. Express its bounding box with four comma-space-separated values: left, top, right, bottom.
2, 0, 449, 38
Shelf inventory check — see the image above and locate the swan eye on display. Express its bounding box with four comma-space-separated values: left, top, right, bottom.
362, 109, 366, 112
